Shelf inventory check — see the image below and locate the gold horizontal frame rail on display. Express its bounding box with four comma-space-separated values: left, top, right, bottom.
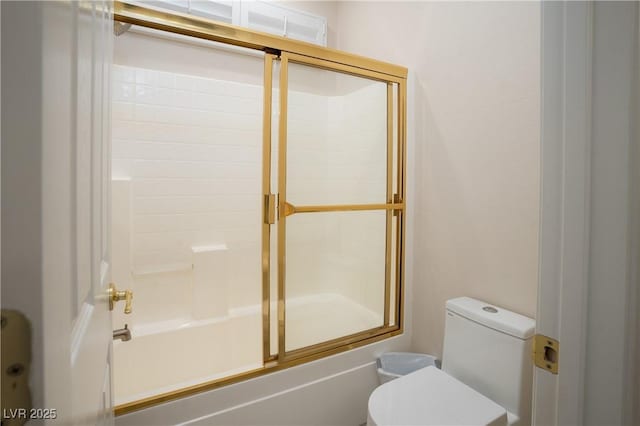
113, 1, 408, 79
282, 325, 400, 362
283, 202, 404, 217
285, 52, 403, 84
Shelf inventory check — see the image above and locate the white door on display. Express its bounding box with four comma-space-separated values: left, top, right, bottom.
38, 1, 114, 424
67, 2, 115, 424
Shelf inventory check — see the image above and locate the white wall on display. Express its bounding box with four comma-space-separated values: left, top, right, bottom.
335, 1, 541, 357
1, 1, 46, 411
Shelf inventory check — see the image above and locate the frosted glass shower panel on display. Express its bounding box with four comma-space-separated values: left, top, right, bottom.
285, 211, 386, 351
111, 39, 265, 405
286, 63, 388, 205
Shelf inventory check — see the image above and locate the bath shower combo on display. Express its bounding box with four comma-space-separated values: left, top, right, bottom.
110, 1, 408, 415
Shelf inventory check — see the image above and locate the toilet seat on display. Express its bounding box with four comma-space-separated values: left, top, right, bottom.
367, 366, 508, 426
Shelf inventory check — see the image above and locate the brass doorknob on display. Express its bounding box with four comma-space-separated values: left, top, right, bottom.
108, 283, 133, 314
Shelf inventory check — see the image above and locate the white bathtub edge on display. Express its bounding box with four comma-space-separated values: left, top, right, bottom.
179, 362, 377, 426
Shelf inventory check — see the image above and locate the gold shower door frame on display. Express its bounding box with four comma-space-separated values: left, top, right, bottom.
265, 52, 406, 364
113, 1, 407, 416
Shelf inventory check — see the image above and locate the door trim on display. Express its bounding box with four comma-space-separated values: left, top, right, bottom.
534, 2, 592, 424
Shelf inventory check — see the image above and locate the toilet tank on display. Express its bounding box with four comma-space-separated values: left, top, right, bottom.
441, 297, 536, 425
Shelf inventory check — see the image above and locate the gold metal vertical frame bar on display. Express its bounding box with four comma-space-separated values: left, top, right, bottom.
277, 54, 289, 359
384, 83, 393, 327
261, 54, 275, 362
396, 79, 407, 328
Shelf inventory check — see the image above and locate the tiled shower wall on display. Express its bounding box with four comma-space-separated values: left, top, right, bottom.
112, 63, 387, 327
112, 64, 264, 326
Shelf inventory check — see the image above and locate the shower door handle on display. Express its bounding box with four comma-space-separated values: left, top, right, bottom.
281, 201, 404, 217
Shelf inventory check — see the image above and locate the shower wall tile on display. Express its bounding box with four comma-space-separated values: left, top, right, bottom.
113, 120, 260, 145
113, 101, 134, 121
113, 83, 135, 102
131, 179, 259, 197
131, 159, 259, 180
192, 244, 229, 319
112, 269, 193, 328
131, 195, 258, 217
113, 65, 135, 83
113, 64, 264, 325
111, 178, 132, 291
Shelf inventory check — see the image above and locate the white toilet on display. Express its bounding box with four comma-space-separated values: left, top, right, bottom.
367, 297, 536, 426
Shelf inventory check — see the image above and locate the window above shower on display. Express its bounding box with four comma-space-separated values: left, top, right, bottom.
131, 0, 328, 45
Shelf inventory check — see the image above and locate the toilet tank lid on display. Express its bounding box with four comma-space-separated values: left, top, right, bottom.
446, 297, 535, 339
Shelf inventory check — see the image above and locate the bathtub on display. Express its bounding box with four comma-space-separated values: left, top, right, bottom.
113, 292, 382, 405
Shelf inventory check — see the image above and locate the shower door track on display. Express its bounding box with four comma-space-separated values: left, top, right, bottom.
113, 2, 406, 79
113, 1, 408, 416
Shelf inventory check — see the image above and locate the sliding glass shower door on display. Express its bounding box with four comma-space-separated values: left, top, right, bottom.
112, 1, 407, 414
269, 53, 405, 360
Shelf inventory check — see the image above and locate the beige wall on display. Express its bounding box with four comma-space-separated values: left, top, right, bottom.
335, 1, 540, 357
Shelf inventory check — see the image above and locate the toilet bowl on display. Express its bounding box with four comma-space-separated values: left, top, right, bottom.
367, 297, 535, 426
368, 366, 508, 426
